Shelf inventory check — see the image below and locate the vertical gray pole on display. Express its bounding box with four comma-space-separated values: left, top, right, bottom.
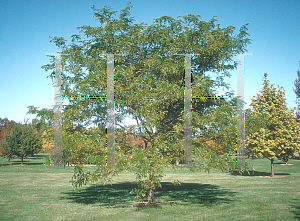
236, 54, 250, 167
54, 55, 63, 166
184, 54, 192, 166
107, 54, 115, 168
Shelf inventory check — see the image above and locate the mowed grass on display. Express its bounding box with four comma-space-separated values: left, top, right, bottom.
0, 154, 300, 220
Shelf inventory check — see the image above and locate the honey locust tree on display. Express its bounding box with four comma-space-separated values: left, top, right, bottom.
245, 73, 300, 176
31, 2, 251, 203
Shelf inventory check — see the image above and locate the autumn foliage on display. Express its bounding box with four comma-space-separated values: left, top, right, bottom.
245, 73, 300, 176
0, 118, 11, 156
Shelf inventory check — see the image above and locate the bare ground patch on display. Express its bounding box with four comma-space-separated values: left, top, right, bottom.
132, 201, 168, 206
262, 176, 285, 178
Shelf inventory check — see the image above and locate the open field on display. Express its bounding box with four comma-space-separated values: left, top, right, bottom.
0, 154, 300, 220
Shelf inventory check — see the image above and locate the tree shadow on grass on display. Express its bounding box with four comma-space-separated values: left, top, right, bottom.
13, 162, 44, 166
155, 182, 236, 206
28, 154, 46, 159
0, 154, 46, 167
274, 162, 286, 164
60, 181, 237, 209
0, 160, 44, 167
229, 170, 290, 177
290, 199, 300, 220
293, 156, 300, 161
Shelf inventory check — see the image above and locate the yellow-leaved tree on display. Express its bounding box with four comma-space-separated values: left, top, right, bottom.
41, 130, 54, 154
245, 73, 300, 176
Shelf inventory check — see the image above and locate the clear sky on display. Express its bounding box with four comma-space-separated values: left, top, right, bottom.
1, 0, 299, 125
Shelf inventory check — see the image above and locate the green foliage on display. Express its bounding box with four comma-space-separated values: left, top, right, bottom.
44, 154, 54, 166
281, 155, 290, 164
30, 2, 252, 202
0, 118, 11, 156
293, 62, 300, 119
192, 145, 236, 174
27, 106, 54, 130
245, 73, 300, 174
70, 165, 120, 189
171, 178, 181, 186
228, 161, 253, 175
193, 97, 237, 155
61, 127, 107, 167
2, 122, 42, 164
124, 146, 167, 202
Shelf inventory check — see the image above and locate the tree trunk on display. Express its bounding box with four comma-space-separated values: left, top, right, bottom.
271, 158, 274, 177
148, 188, 154, 204
148, 166, 154, 204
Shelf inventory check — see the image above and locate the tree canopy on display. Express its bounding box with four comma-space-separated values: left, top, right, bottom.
29, 2, 252, 203
0, 118, 11, 157
245, 73, 300, 176
294, 61, 300, 119
2, 121, 43, 165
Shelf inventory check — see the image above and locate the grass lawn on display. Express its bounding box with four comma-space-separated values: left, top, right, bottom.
0, 154, 300, 220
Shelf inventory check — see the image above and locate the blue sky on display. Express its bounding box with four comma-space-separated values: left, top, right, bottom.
1, 0, 300, 125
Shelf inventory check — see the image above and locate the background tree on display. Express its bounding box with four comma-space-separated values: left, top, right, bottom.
244, 106, 271, 159
0, 118, 12, 160
193, 96, 238, 155
2, 122, 42, 165
40, 130, 54, 154
294, 61, 300, 119
29, 2, 251, 203
245, 73, 300, 176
